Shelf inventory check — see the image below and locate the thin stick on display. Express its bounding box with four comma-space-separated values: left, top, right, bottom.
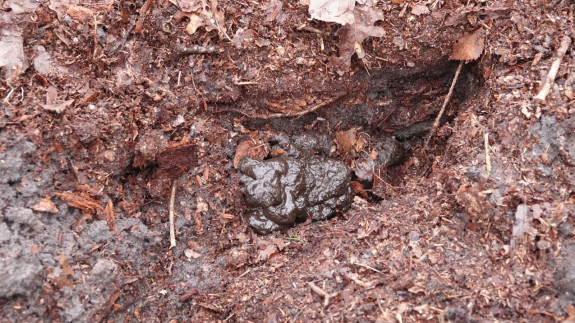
424, 61, 463, 149
169, 181, 177, 248
308, 282, 334, 307
534, 35, 572, 102
214, 93, 345, 120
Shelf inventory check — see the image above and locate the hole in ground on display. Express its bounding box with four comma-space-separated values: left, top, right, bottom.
234, 58, 485, 233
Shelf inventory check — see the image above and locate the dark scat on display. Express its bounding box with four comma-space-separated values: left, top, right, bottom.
239, 156, 353, 234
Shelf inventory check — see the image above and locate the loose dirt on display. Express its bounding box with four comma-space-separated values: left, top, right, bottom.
1, 0, 574, 321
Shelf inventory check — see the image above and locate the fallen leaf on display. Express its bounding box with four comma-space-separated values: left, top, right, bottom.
444, 6, 509, 27
59, 253, 74, 276
31, 198, 59, 213
563, 304, 575, 323
185, 13, 205, 34
66, 5, 94, 22
335, 128, 357, 156
329, 5, 385, 73
411, 4, 430, 16
170, 0, 228, 39
450, 28, 485, 62
41, 99, 74, 113
258, 243, 278, 262
0, 29, 29, 82
233, 139, 269, 168
455, 183, 490, 216
184, 248, 202, 259
169, 0, 202, 12
308, 0, 355, 25
511, 204, 536, 248
55, 191, 102, 215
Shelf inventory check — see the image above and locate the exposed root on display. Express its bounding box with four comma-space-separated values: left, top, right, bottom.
424, 61, 463, 150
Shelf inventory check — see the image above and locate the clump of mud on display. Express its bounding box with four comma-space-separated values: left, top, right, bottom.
238, 156, 353, 234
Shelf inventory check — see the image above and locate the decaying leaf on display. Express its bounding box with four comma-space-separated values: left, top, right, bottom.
169, 0, 202, 12
411, 4, 430, 16
66, 5, 94, 22
308, 0, 355, 25
335, 128, 357, 156
31, 198, 59, 213
41, 86, 73, 113
450, 28, 485, 62
511, 204, 536, 248
455, 183, 490, 217
170, 0, 228, 37
328, 5, 385, 73
0, 29, 29, 82
233, 139, 269, 168
185, 13, 205, 34
55, 192, 102, 215
258, 243, 278, 262
444, 6, 510, 27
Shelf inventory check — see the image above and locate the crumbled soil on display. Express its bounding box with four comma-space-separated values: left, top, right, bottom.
1, 0, 575, 322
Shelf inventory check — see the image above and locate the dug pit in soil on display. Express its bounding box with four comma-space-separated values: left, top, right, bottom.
234, 59, 483, 233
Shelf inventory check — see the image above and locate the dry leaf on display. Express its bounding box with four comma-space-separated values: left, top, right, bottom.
185, 13, 205, 34
329, 5, 385, 73
411, 4, 430, 16
444, 6, 509, 27
511, 204, 536, 248
41, 99, 74, 113
0, 29, 29, 82
31, 198, 59, 213
66, 5, 94, 22
55, 191, 102, 215
455, 183, 490, 216
563, 304, 575, 323
59, 253, 74, 276
258, 243, 278, 262
170, 0, 228, 38
308, 0, 355, 25
233, 139, 269, 168
169, 0, 202, 12
450, 28, 485, 62
335, 128, 358, 156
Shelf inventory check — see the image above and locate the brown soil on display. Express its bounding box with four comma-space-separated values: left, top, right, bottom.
1, 0, 575, 322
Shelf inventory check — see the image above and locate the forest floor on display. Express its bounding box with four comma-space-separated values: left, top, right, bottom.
1, 0, 575, 322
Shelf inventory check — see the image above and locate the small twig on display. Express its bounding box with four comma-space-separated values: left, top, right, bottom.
484, 130, 491, 176
296, 24, 328, 37
354, 262, 381, 273
169, 181, 177, 249
308, 282, 336, 307
424, 61, 463, 149
175, 44, 221, 55
534, 35, 572, 102
213, 93, 345, 120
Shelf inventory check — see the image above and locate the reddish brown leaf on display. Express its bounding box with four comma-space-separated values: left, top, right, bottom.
233, 139, 269, 169
31, 198, 59, 213
450, 28, 485, 62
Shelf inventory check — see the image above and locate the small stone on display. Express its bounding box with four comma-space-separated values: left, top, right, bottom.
559, 222, 573, 237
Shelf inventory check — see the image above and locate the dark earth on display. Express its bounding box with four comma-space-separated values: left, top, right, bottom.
1, 0, 575, 321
